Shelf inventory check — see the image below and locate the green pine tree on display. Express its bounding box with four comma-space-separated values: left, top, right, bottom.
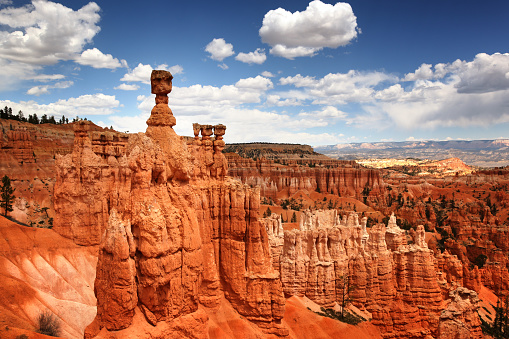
291, 212, 297, 222
1, 175, 16, 217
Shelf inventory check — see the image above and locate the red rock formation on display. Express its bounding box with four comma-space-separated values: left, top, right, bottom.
226, 153, 383, 199
5, 72, 509, 338
92, 209, 137, 331
437, 287, 483, 338
267, 209, 485, 338
0, 118, 131, 226
261, 213, 285, 271
53, 70, 286, 337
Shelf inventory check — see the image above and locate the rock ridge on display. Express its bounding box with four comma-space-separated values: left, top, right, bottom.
53, 70, 287, 337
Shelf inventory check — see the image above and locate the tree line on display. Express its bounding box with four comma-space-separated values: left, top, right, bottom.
0, 105, 77, 125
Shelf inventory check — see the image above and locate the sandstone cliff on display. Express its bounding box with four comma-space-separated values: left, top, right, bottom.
54, 70, 287, 338
227, 153, 383, 200
264, 211, 484, 339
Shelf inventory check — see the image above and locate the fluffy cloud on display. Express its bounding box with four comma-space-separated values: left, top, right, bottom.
130, 80, 270, 117
0, 1, 101, 65
269, 45, 317, 59
298, 106, 347, 120
120, 63, 180, 84
0, 58, 40, 90
168, 65, 184, 75
266, 53, 509, 132
261, 71, 275, 78
120, 63, 153, 84
205, 38, 234, 61
105, 94, 343, 146
280, 74, 316, 87
403, 53, 509, 94
374, 80, 509, 129
170, 84, 264, 108
403, 63, 433, 81
114, 83, 139, 91
235, 48, 266, 64
0, 1, 105, 90
0, 93, 119, 118
266, 94, 302, 106
374, 84, 404, 101
26, 86, 49, 96
115, 53, 509, 141
362, 53, 509, 130
280, 70, 397, 104
235, 76, 273, 91
259, 0, 358, 59
163, 76, 274, 108
454, 53, 509, 93
75, 48, 127, 69
26, 80, 73, 96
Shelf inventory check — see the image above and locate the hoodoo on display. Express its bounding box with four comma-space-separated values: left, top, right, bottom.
6, 70, 492, 338
53, 70, 287, 337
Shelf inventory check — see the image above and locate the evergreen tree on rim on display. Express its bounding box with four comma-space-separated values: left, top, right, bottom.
1, 175, 15, 217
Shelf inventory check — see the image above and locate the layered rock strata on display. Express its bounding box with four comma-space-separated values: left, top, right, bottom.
53, 70, 286, 337
226, 153, 383, 199
437, 287, 483, 339
261, 213, 285, 271
265, 210, 482, 338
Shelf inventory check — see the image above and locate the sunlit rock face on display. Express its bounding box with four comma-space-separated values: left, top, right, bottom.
265, 210, 482, 339
226, 152, 383, 200
54, 70, 287, 338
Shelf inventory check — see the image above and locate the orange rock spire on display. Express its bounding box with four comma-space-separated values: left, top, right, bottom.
146, 70, 176, 127
51, 70, 287, 338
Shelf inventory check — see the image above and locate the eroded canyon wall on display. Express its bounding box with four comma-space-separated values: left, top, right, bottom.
264, 210, 483, 339
53, 70, 287, 337
226, 153, 383, 199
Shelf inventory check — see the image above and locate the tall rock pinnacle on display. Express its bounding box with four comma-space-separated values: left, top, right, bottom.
146, 70, 176, 127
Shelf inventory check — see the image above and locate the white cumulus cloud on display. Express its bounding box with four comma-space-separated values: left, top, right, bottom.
266, 94, 302, 106
75, 48, 127, 69
0, 58, 40, 90
120, 63, 179, 84
0, 1, 102, 90
168, 64, 184, 75
120, 63, 153, 84
454, 52, 509, 93
0, 1, 101, 65
106, 93, 344, 146
0, 93, 119, 119
26, 86, 49, 96
280, 70, 397, 105
269, 45, 317, 59
26, 80, 73, 96
403, 63, 434, 81
259, 0, 358, 59
235, 48, 266, 64
298, 106, 347, 120
114, 83, 140, 91
235, 76, 273, 91
205, 38, 234, 61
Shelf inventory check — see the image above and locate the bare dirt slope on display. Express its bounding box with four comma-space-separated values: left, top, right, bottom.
0, 216, 98, 338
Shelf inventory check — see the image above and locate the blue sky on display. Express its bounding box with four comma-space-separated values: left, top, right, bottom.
1, 0, 509, 146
